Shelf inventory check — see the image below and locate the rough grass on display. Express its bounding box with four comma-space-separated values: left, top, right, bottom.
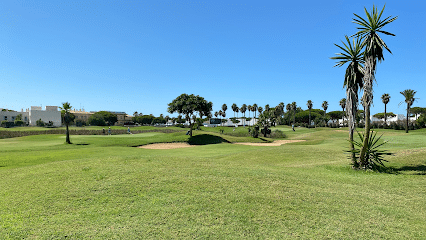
1, 128, 426, 239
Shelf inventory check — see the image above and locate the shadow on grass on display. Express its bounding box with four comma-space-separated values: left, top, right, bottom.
188, 134, 231, 145
390, 165, 426, 175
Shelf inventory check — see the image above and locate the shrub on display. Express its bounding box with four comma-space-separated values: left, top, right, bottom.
270, 130, 286, 139
14, 120, 24, 126
36, 119, 45, 127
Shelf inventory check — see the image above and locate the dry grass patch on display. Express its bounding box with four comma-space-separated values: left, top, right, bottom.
234, 139, 305, 146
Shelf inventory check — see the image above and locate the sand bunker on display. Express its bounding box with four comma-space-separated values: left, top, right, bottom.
138, 142, 195, 149
233, 140, 305, 146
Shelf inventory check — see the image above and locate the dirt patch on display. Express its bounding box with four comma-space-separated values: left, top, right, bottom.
233, 140, 305, 146
393, 148, 426, 157
138, 142, 195, 149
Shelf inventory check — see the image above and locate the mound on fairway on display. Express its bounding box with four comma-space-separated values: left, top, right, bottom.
138, 142, 194, 149
234, 139, 305, 146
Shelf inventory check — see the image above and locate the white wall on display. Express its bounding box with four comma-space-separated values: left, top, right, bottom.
29, 106, 61, 127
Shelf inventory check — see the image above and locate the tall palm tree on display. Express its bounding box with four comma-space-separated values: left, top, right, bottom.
222, 104, 227, 115
247, 105, 252, 125
322, 101, 328, 116
353, 5, 397, 164
381, 93, 391, 124
400, 89, 417, 133
60, 102, 72, 144
340, 98, 346, 125
252, 104, 258, 119
236, 107, 239, 119
306, 100, 313, 127
240, 104, 247, 127
286, 103, 292, 125
231, 103, 237, 118
291, 102, 297, 125
258, 106, 263, 116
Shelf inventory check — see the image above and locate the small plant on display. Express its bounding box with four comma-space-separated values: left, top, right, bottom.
269, 130, 286, 139
36, 119, 45, 127
348, 130, 392, 170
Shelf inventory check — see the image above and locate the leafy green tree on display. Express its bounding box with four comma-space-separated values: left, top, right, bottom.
410, 107, 426, 120
400, 89, 417, 133
167, 93, 212, 136
373, 112, 396, 119
381, 93, 391, 124
88, 114, 107, 126
353, 5, 397, 165
89, 111, 117, 126
327, 111, 345, 123
306, 100, 313, 126
60, 102, 72, 144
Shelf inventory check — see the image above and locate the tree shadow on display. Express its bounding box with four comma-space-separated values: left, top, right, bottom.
188, 134, 231, 145
390, 165, 426, 175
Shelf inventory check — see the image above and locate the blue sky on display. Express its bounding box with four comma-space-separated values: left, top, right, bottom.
1, 0, 425, 117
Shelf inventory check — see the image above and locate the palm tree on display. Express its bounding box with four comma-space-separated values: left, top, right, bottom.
353, 5, 397, 164
240, 104, 247, 127
222, 104, 227, 115
60, 102, 72, 144
286, 103, 292, 125
247, 105, 252, 125
340, 98, 346, 125
236, 106, 239, 119
252, 104, 258, 119
400, 89, 417, 133
258, 106, 263, 116
231, 103, 237, 118
381, 93, 391, 124
291, 102, 297, 125
322, 101, 328, 116
306, 100, 313, 127
265, 104, 270, 112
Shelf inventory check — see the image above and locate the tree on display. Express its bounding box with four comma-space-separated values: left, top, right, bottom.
286, 103, 292, 124
331, 35, 365, 166
328, 111, 345, 123
306, 100, 313, 126
381, 93, 391, 124
89, 111, 117, 126
340, 98, 346, 123
231, 103, 237, 118
60, 102, 72, 144
247, 105, 252, 125
400, 89, 417, 133
252, 104, 258, 119
353, 5, 397, 165
291, 102, 297, 125
373, 112, 396, 119
240, 104, 247, 127
258, 106, 263, 116
265, 104, 270, 112
322, 101, 328, 117
410, 107, 426, 120
222, 104, 227, 115
167, 94, 212, 136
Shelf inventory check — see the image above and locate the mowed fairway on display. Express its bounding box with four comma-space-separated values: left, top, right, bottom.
1, 128, 426, 239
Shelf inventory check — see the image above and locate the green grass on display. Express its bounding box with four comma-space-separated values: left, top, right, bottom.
1, 128, 426, 239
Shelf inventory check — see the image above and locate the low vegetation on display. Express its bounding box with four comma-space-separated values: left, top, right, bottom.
1, 127, 426, 238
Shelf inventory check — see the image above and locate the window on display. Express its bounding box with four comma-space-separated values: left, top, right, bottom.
12, 116, 15, 121
4, 116, 7, 120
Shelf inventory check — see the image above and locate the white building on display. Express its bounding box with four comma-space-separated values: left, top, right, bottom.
0, 106, 62, 127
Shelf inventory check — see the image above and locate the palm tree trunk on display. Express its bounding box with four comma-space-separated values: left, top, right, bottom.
359, 56, 375, 167
309, 109, 311, 128
384, 104, 387, 124
406, 104, 409, 133
66, 123, 71, 144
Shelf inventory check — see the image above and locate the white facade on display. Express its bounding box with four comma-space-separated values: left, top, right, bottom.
28, 106, 61, 127
1, 106, 61, 127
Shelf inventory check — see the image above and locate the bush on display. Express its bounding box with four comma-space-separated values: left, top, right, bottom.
1, 120, 14, 128
14, 120, 24, 126
36, 119, 45, 127
75, 119, 86, 127
270, 130, 286, 139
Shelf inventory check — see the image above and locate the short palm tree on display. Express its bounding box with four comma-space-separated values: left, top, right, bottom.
222, 104, 227, 114
257, 106, 263, 116
353, 5, 397, 165
60, 102, 72, 144
400, 89, 417, 133
286, 103, 292, 124
306, 100, 313, 127
381, 93, 391, 124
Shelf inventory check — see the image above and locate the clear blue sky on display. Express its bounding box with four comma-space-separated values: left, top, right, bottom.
1, 0, 425, 117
